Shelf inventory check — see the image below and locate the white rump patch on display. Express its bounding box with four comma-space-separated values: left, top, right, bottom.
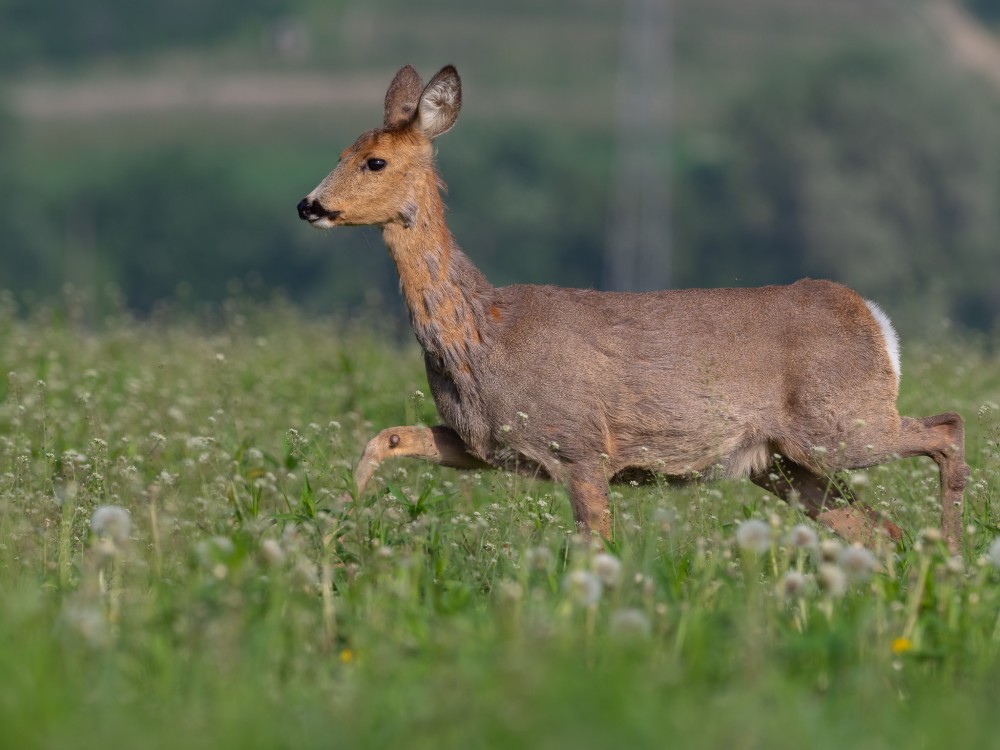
864, 299, 901, 383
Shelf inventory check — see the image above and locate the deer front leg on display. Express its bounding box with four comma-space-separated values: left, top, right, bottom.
568, 466, 612, 540
349, 425, 489, 500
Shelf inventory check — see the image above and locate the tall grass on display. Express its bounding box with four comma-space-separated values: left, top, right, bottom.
1, 290, 999, 749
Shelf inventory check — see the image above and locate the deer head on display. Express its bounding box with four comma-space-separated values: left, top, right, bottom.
297, 65, 462, 229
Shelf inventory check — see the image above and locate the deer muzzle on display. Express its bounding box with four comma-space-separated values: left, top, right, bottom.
297, 197, 342, 226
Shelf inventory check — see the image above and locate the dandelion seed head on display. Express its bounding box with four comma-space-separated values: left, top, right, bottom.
946, 556, 964, 575
819, 538, 843, 562
499, 581, 523, 603
610, 608, 651, 638
818, 563, 847, 597
526, 546, 554, 571
787, 524, 818, 550
920, 527, 943, 544
592, 553, 623, 587
848, 471, 869, 488
260, 539, 285, 566
781, 571, 809, 599
564, 570, 602, 607
838, 546, 877, 581
735, 519, 771, 554
90, 505, 131, 545
988, 537, 1000, 569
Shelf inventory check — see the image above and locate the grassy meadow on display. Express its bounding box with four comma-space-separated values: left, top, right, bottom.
1, 289, 1000, 749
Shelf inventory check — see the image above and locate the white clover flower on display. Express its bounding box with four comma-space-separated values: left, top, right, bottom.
781, 571, 809, 599
735, 519, 771, 554
610, 608, 651, 638
592, 553, 623, 587
818, 563, 847, 597
787, 524, 818, 550
838, 546, 877, 581
564, 570, 602, 607
90, 505, 131, 545
988, 537, 1000, 570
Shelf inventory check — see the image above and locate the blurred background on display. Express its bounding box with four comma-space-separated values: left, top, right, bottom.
1, 0, 999, 335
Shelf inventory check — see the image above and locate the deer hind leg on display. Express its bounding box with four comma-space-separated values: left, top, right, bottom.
751, 459, 902, 548
859, 412, 970, 553
568, 466, 612, 541
349, 425, 490, 499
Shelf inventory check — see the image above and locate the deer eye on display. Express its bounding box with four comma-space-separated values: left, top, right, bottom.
366, 158, 387, 172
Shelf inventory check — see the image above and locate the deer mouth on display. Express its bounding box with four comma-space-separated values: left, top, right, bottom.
297, 198, 342, 226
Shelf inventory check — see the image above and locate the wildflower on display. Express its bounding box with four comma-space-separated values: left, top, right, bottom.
610, 608, 651, 638
339, 648, 354, 664
592, 553, 623, 587
818, 563, 847, 597
735, 519, 771, 554
787, 524, 818, 550
838, 546, 877, 581
564, 570, 602, 607
90, 505, 131, 546
781, 571, 809, 599
891, 637, 913, 655
988, 537, 1000, 570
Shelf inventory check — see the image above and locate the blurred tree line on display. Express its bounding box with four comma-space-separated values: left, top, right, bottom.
1, 0, 999, 333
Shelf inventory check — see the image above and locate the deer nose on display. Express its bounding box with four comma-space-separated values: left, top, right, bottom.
298, 197, 343, 223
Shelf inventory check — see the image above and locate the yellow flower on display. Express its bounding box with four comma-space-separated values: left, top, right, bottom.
891, 637, 913, 655
339, 648, 354, 664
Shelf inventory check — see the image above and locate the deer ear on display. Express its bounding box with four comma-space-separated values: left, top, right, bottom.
414, 65, 462, 139
384, 65, 424, 128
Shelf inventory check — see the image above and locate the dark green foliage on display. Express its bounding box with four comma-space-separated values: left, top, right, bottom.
675, 43, 1000, 331
0, 0, 292, 68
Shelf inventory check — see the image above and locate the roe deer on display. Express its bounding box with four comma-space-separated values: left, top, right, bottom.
297, 64, 970, 551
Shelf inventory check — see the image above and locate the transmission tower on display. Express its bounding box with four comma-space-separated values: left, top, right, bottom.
603, 0, 672, 292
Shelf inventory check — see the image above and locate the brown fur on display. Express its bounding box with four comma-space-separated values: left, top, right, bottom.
298, 65, 970, 552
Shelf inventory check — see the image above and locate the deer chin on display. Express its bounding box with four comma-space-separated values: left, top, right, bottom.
306, 215, 340, 229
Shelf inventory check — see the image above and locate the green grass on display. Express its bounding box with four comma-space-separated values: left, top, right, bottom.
1, 290, 1000, 749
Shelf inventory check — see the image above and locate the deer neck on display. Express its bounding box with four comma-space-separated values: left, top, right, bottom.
381, 172, 491, 375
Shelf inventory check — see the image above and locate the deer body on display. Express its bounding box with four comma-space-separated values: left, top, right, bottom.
298, 65, 970, 550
